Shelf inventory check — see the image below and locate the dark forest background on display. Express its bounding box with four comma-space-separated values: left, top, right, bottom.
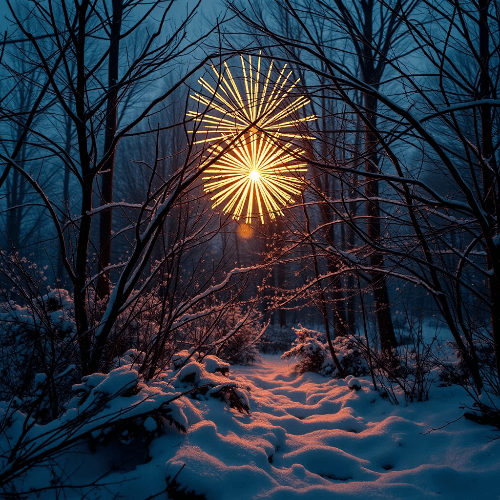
1, 2, 500, 487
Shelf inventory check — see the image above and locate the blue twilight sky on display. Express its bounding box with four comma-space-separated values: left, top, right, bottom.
0, 0, 226, 40
0, 0, 10, 35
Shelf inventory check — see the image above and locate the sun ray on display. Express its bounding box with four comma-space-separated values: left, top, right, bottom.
190, 54, 316, 223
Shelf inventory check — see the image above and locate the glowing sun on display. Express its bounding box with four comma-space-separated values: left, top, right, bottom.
249, 170, 260, 181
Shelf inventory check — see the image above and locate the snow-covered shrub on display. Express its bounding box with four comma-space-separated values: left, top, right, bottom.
217, 324, 261, 366
171, 352, 250, 413
0, 355, 187, 493
90, 290, 162, 373
437, 360, 469, 387
203, 355, 230, 376
282, 326, 327, 374
282, 326, 369, 378
0, 349, 253, 495
171, 349, 197, 370
356, 321, 437, 403
259, 324, 296, 353
0, 274, 78, 422
70, 365, 190, 450
330, 335, 371, 378
437, 338, 499, 399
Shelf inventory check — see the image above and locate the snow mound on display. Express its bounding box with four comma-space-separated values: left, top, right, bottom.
162, 355, 500, 500
2, 355, 499, 499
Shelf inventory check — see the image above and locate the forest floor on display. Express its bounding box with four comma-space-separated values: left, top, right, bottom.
5, 354, 500, 499
162, 354, 500, 500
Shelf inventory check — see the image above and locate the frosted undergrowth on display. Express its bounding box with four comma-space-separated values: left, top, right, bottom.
1, 354, 499, 499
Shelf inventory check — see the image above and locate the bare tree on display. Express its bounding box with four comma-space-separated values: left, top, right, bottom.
229, 0, 422, 349
0, 0, 237, 375
96, 0, 123, 300
0, 39, 47, 253
228, 0, 500, 400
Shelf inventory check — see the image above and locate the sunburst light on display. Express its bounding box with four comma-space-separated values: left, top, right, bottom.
188, 55, 316, 224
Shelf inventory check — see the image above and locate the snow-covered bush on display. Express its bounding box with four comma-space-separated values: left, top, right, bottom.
348, 323, 437, 403
0, 279, 78, 422
282, 326, 327, 374
437, 360, 469, 387
331, 335, 371, 378
97, 292, 161, 372
437, 338, 499, 400
282, 326, 369, 378
172, 353, 250, 413
217, 324, 261, 366
0, 350, 251, 495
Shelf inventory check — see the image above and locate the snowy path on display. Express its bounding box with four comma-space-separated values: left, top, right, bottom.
36, 354, 500, 500
158, 354, 500, 500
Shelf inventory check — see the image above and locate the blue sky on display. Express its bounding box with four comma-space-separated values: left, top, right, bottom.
0, 0, 223, 39
0, 0, 10, 35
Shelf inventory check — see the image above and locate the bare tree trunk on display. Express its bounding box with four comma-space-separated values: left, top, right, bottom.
364, 96, 397, 350
361, 0, 397, 350
6, 168, 22, 250
346, 112, 363, 336
5, 64, 32, 251
310, 95, 348, 337
97, 0, 123, 299
73, 0, 94, 374
320, 88, 348, 338
327, 177, 349, 337
479, 0, 500, 381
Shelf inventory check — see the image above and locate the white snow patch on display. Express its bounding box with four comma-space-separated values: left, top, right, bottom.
204, 355, 230, 374
2, 354, 499, 499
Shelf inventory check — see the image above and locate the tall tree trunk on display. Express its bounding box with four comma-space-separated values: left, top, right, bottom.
97, 0, 123, 299
346, 164, 359, 335
362, 0, 397, 350
364, 96, 397, 350
478, 0, 500, 381
310, 95, 348, 338
6, 98, 29, 250
74, 0, 93, 375
327, 177, 349, 337
6, 168, 21, 250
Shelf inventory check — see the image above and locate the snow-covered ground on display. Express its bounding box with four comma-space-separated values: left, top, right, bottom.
3, 354, 500, 499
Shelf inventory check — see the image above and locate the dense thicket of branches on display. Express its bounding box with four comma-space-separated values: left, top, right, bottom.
223, 0, 500, 394
0, 0, 268, 382
1, 1, 500, 493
